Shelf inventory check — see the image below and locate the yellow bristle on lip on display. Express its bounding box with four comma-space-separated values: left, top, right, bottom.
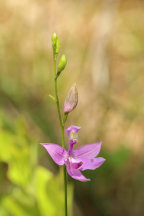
70, 131, 78, 141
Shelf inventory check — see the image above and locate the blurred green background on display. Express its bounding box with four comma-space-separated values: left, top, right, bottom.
0, 0, 144, 215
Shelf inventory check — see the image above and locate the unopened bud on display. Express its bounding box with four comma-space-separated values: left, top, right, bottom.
57, 54, 67, 76
52, 33, 60, 56
64, 83, 78, 113
56, 39, 60, 54
52, 32, 57, 46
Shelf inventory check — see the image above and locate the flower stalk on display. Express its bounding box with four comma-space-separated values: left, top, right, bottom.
41, 32, 106, 216
52, 33, 68, 216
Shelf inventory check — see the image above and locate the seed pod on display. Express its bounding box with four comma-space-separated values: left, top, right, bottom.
64, 83, 78, 113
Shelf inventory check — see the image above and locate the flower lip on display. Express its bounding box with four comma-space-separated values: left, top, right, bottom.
66, 125, 81, 154
70, 130, 78, 142
66, 125, 81, 137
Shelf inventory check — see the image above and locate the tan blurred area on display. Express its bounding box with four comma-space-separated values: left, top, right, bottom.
1, 0, 144, 152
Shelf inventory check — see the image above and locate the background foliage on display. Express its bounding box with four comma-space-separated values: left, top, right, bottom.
0, 0, 144, 215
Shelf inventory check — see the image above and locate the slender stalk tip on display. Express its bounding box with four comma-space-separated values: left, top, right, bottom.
52, 34, 68, 216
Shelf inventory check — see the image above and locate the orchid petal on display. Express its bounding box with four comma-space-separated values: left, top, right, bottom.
66, 163, 90, 182
73, 142, 102, 159
79, 157, 106, 171
40, 143, 67, 165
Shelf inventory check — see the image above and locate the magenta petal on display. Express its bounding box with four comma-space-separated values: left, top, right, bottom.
40, 143, 67, 165
73, 142, 102, 159
79, 157, 106, 171
66, 163, 90, 182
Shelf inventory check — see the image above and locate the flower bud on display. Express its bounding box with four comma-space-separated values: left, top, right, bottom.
64, 83, 78, 113
52, 32, 57, 46
57, 54, 67, 76
52, 32, 60, 56
55, 38, 60, 54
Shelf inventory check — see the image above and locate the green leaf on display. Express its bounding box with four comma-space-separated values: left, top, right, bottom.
1, 188, 40, 216
34, 166, 73, 216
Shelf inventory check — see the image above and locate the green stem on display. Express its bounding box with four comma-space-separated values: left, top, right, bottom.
53, 55, 68, 216
64, 166, 68, 216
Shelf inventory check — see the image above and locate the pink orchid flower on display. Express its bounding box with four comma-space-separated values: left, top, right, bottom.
41, 125, 105, 182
